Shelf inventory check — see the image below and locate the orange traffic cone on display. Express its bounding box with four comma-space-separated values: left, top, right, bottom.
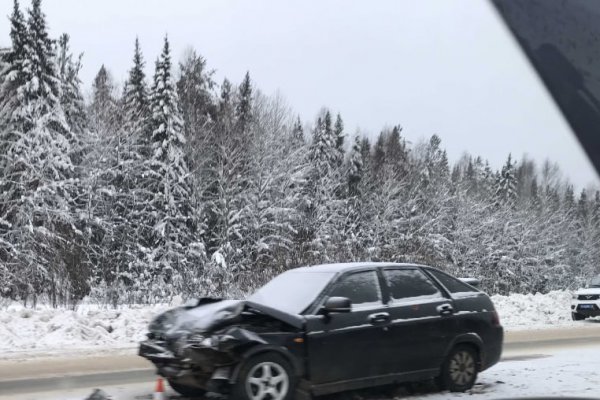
153, 377, 165, 400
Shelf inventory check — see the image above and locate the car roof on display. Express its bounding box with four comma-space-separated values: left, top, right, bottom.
290, 262, 430, 274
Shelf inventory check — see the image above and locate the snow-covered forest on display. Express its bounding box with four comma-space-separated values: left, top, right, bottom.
0, 0, 599, 307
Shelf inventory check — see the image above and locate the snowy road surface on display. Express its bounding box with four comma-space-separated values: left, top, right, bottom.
3, 325, 600, 400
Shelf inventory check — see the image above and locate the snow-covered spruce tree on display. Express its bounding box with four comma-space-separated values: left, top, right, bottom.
333, 113, 345, 167
122, 38, 150, 140
203, 79, 233, 254
480, 161, 495, 199
0, 0, 27, 141
145, 36, 205, 300
89, 65, 120, 137
0, 0, 81, 305
530, 178, 541, 212
495, 154, 518, 208
385, 125, 409, 180
564, 184, 575, 214
200, 77, 250, 292
338, 134, 368, 258
238, 93, 302, 289
83, 39, 155, 305
577, 189, 589, 225
299, 110, 348, 262
0, 0, 28, 299
56, 34, 86, 141
371, 131, 386, 182
593, 191, 600, 232
236, 71, 253, 137
573, 188, 596, 279
359, 137, 372, 180
290, 116, 305, 146
308, 111, 339, 178
348, 135, 363, 197
591, 191, 600, 275
54, 32, 91, 304
515, 156, 537, 205
176, 48, 215, 178
396, 135, 452, 265
110, 38, 154, 303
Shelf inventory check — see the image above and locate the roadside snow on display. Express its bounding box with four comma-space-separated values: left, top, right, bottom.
0, 303, 169, 358
492, 290, 580, 330
0, 290, 585, 357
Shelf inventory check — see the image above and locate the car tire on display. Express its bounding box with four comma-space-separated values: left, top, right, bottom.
168, 379, 206, 398
572, 312, 586, 321
231, 352, 296, 400
438, 344, 478, 392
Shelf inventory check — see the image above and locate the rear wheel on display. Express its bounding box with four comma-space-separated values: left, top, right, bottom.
168, 380, 206, 398
232, 352, 295, 400
572, 312, 586, 321
438, 345, 478, 392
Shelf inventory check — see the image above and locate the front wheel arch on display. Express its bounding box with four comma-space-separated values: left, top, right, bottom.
443, 333, 484, 370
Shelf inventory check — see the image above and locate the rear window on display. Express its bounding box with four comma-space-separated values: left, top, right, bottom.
383, 269, 442, 304
428, 269, 479, 294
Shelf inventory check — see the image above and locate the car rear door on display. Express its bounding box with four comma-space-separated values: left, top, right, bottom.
380, 267, 457, 375
304, 269, 390, 386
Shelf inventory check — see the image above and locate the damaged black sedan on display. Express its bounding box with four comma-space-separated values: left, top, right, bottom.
139, 262, 503, 400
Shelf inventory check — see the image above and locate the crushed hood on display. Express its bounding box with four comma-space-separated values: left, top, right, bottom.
148, 298, 304, 339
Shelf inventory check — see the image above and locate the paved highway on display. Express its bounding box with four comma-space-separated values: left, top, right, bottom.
2, 325, 600, 399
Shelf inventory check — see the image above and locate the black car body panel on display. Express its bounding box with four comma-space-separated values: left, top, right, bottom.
139, 262, 503, 396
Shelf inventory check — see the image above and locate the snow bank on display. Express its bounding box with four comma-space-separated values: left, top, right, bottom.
0, 291, 580, 357
492, 290, 576, 329
0, 302, 169, 356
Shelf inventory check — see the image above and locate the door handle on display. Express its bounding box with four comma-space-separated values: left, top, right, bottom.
368, 312, 390, 324
436, 303, 454, 316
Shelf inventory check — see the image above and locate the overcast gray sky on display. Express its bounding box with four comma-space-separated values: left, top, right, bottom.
1, 0, 598, 189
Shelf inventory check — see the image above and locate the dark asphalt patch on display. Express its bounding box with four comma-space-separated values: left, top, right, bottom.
0, 369, 155, 396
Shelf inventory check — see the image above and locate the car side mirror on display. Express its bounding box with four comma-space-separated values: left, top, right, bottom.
323, 297, 352, 313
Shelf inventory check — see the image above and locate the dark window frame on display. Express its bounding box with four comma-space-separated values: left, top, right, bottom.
381, 267, 447, 305
323, 269, 384, 311
423, 267, 480, 297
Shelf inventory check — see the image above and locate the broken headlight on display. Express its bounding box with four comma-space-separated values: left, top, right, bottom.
188, 334, 214, 348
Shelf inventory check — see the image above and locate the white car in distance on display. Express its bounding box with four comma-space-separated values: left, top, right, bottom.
572, 275, 600, 321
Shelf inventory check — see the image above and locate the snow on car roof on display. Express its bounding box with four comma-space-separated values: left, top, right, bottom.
290, 262, 427, 273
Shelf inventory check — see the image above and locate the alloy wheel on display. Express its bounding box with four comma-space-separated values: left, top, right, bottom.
448, 350, 476, 386
245, 361, 290, 400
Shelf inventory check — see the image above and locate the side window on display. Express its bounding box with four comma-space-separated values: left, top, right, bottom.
383, 269, 442, 304
328, 271, 382, 309
428, 269, 479, 294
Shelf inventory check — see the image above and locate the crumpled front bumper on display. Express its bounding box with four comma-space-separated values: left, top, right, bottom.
139, 326, 274, 394
138, 339, 196, 380
139, 338, 229, 391
138, 340, 178, 363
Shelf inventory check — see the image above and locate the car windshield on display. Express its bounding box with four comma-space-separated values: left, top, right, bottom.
248, 270, 334, 315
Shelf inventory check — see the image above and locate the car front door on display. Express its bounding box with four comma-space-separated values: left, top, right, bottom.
305, 269, 390, 386
380, 267, 457, 375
